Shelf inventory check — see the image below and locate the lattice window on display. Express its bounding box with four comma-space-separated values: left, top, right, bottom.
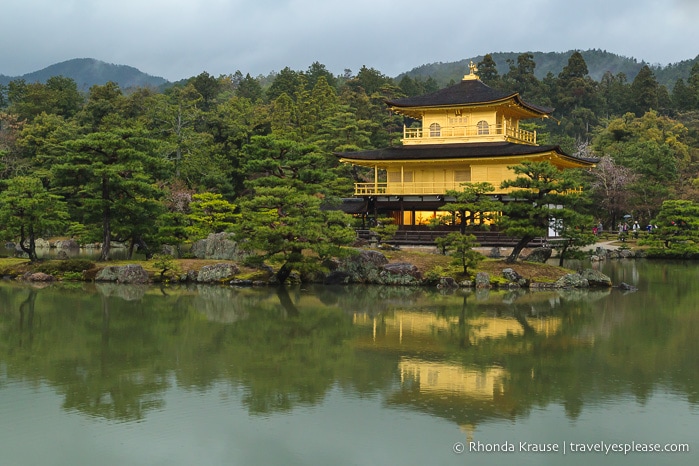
477, 120, 489, 135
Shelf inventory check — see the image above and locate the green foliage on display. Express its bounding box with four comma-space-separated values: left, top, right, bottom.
434, 232, 483, 276
243, 136, 325, 189
35, 259, 95, 276
3, 53, 699, 268
369, 217, 398, 244
640, 199, 699, 257
66, 223, 92, 244
439, 182, 501, 232
61, 271, 84, 281
0, 175, 69, 261
234, 185, 355, 284
499, 161, 588, 263
51, 84, 170, 262
152, 254, 180, 280
593, 110, 692, 221
186, 192, 239, 239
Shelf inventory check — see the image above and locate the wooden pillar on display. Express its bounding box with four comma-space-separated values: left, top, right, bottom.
374, 165, 378, 194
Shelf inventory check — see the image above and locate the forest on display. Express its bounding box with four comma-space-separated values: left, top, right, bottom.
1, 51, 699, 270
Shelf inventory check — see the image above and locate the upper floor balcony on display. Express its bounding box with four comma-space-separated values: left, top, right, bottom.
402, 121, 537, 145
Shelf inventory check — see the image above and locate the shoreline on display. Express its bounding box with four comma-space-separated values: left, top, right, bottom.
0, 244, 626, 290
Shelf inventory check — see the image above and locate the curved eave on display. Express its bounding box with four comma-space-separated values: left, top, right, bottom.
336, 143, 596, 169
389, 95, 553, 120
339, 153, 594, 169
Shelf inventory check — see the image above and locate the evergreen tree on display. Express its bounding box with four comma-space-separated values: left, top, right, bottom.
270, 93, 299, 139
434, 232, 483, 276
7, 77, 83, 122
688, 62, 699, 110
0, 175, 69, 261
235, 73, 264, 102
189, 71, 221, 111
476, 54, 500, 87
672, 78, 696, 111
438, 182, 501, 233
267, 67, 303, 102
499, 161, 587, 263
54, 126, 168, 261
641, 199, 699, 256
241, 135, 338, 195
554, 52, 600, 138
146, 84, 207, 178
186, 192, 239, 239
630, 65, 660, 116
305, 62, 338, 90
599, 71, 631, 118
234, 185, 355, 284
398, 75, 421, 97
503, 53, 541, 100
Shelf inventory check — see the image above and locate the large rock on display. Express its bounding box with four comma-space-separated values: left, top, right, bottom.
95, 264, 150, 284
502, 268, 527, 286
336, 249, 389, 283
191, 233, 248, 261
197, 262, 239, 283
354, 249, 390, 267
35, 238, 51, 249
555, 273, 589, 288
380, 262, 422, 285
437, 277, 459, 289
579, 268, 612, 287
619, 282, 638, 291
523, 247, 552, 263
55, 239, 80, 249
475, 272, 490, 288
25, 272, 55, 282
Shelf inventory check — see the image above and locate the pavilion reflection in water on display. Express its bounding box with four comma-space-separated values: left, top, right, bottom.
352, 308, 577, 439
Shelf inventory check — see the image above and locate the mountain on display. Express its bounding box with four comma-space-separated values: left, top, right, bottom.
2, 51, 697, 94
398, 49, 699, 89
0, 58, 169, 90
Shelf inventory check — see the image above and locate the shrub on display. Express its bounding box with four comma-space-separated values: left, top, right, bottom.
35, 259, 95, 275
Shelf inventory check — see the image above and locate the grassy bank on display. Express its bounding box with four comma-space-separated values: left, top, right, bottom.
1, 248, 574, 285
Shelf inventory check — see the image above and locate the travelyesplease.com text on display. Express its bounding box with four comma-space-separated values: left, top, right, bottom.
453, 440, 690, 455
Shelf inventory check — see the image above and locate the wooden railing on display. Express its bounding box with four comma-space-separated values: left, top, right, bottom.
403, 123, 536, 145
353, 181, 514, 196
354, 181, 465, 195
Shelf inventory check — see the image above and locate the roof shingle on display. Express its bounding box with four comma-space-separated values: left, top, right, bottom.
386, 79, 553, 115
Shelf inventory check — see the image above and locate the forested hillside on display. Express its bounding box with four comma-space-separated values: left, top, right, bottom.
1, 50, 699, 266
2, 49, 697, 92
399, 49, 699, 89
0, 58, 168, 90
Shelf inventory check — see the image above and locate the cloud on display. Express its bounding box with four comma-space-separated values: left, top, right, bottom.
1, 0, 697, 81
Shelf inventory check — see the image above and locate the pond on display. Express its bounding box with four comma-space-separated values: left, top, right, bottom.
0, 259, 697, 465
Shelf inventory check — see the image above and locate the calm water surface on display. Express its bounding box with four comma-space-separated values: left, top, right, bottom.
1, 259, 697, 465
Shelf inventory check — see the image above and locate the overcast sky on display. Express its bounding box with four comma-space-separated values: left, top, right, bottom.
2, 0, 698, 82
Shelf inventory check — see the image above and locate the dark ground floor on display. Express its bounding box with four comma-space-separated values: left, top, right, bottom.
340, 197, 548, 247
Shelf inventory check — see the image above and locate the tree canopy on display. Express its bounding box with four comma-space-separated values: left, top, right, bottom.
1, 51, 699, 265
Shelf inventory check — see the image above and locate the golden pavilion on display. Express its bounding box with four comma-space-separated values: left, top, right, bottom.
336, 62, 595, 239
